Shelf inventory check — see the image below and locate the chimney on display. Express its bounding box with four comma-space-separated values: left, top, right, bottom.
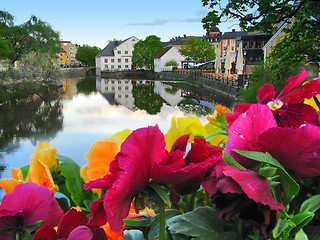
232, 29, 235, 32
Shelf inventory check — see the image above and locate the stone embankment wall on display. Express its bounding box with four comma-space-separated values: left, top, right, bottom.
158, 71, 239, 99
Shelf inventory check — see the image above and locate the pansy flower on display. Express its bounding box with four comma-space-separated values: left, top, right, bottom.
33, 207, 107, 240
0, 183, 63, 240
84, 125, 218, 232
26, 141, 59, 193
226, 68, 320, 129
164, 116, 208, 151
224, 104, 320, 177
202, 158, 284, 239
0, 168, 24, 194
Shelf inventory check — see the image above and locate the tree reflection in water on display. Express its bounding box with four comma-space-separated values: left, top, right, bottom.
132, 82, 163, 115
0, 96, 63, 176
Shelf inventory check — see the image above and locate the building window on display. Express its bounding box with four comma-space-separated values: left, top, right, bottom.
104, 59, 108, 63
118, 94, 121, 98
249, 42, 254, 48
232, 47, 234, 51
112, 86, 115, 90
111, 65, 114, 69
125, 65, 129, 68
118, 50, 121, 54
231, 39, 235, 44
118, 65, 121, 69
118, 86, 121, 90
118, 80, 121, 84
118, 59, 121, 63
104, 65, 108, 69
223, 40, 227, 44
125, 86, 129, 90
125, 94, 129, 98
111, 59, 114, 63
125, 58, 129, 62
125, 51, 128, 54
111, 80, 115, 83
60, 58, 62, 61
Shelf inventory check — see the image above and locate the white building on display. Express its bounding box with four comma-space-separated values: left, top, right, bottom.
95, 36, 139, 75
154, 46, 186, 72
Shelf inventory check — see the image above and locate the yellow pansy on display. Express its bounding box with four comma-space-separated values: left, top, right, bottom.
26, 141, 59, 193
164, 117, 208, 151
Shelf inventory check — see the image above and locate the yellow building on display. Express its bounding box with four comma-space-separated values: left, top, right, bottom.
61, 41, 79, 66
59, 48, 67, 66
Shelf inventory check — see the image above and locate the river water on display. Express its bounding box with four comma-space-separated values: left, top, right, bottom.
0, 76, 235, 198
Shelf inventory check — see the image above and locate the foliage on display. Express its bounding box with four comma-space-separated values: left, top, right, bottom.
76, 77, 96, 95
179, 37, 215, 62
0, 10, 60, 64
75, 45, 101, 66
132, 35, 163, 70
132, 83, 163, 114
165, 59, 178, 68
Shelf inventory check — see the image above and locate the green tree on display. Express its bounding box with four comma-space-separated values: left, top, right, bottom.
201, 0, 320, 82
76, 45, 101, 66
0, 10, 60, 64
132, 35, 163, 70
165, 59, 178, 68
179, 37, 215, 62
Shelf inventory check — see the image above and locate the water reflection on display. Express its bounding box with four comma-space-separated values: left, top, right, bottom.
0, 76, 235, 182
0, 97, 63, 177
97, 77, 220, 117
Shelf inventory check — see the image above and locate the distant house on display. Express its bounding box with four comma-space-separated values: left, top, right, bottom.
61, 41, 79, 66
95, 36, 139, 75
154, 46, 186, 72
262, 20, 291, 61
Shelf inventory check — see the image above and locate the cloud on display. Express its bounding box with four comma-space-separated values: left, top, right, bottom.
128, 17, 203, 26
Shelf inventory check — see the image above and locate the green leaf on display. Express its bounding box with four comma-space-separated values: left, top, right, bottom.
123, 217, 151, 227
259, 165, 278, 179
56, 154, 85, 207
272, 218, 295, 238
295, 229, 308, 240
167, 207, 240, 239
24, 220, 43, 233
234, 150, 300, 207
222, 151, 246, 170
148, 182, 171, 207
300, 194, 320, 213
20, 165, 30, 181
0, 227, 14, 235
123, 230, 145, 240
291, 212, 314, 228
148, 209, 181, 239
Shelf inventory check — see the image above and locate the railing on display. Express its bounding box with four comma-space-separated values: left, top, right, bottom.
169, 68, 243, 87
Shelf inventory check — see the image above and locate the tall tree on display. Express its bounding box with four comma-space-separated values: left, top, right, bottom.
75, 45, 101, 66
179, 37, 216, 62
132, 35, 163, 70
0, 10, 60, 64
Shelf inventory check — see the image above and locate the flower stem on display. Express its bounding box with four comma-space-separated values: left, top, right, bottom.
158, 199, 165, 240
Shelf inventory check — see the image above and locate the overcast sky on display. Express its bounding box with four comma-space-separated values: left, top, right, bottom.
1, 0, 240, 48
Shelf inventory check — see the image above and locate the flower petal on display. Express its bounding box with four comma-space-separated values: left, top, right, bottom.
165, 117, 207, 151
67, 226, 94, 240
277, 68, 308, 101
34, 225, 58, 240
279, 77, 320, 104
0, 183, 63, 227
57, 208, 88, 238
104, 126, 165, 232
274, 103, 320, 128
225, 103, 251, 129
224, 104, 278, 167
257, 83, 275, 104
258, 124, 320, 177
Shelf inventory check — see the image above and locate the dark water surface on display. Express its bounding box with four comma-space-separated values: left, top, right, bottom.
0, 77, 235, 197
